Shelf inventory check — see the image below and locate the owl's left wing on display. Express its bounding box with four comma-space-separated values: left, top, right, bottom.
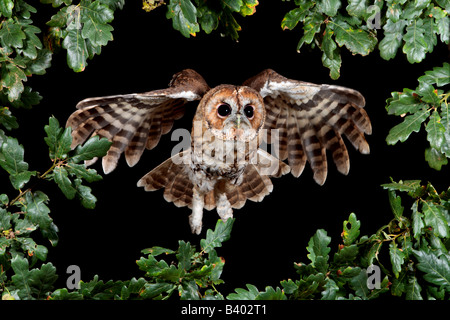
66, 69, 210, 174
243, 69, 371, 185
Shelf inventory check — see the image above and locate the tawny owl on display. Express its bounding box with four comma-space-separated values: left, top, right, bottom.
66, 69, 371, 234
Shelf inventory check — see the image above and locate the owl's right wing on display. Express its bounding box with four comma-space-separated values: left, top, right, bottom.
66, 69, 210, 174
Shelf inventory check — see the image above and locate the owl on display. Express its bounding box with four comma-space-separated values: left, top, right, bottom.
66, 69, 371, 234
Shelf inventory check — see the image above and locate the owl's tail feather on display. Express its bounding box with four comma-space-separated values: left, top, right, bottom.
137, 150, 220, 211
227, 149, 291, 209
137, 150, 194, 209
137, 149, 291, 212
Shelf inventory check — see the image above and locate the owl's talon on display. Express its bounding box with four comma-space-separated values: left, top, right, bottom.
220, 212, 233, 222
189, 214, 202, 235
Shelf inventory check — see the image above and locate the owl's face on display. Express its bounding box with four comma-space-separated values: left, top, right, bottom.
200, 85, 265, 142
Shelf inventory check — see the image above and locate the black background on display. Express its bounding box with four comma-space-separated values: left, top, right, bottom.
13, 0, 450, 304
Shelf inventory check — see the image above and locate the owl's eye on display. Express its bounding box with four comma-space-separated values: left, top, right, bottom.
217, 104, 231, 117
244, 105, 254, 119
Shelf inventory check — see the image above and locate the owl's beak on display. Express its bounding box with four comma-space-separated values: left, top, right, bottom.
236, 114, 241, 129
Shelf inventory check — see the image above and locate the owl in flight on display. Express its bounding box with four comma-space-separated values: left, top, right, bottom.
66, 69, 371, 234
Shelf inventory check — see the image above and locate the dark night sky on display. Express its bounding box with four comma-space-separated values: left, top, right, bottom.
15, 1, 450, 299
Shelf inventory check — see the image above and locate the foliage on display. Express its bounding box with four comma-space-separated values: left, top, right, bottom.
0, 1, 49, 107
386, 63, 450, 170
381, 180, 450, 299
0, 3, 115, 299
5, 180, 448, 300
143, 0, 259, 40
228, 180, 450, 300
281, 0, 449, 79
42, 0, 124, 72
47, 218, 234, 300
0, 117, 110, 300
140, 1, 449, 80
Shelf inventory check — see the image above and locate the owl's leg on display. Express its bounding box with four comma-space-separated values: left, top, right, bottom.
189, 188, 204, 235
215, 193, 233, 222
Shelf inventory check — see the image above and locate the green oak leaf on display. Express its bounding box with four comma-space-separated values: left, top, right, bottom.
405, 274, 423, 300
227, 284, 260, 300
332, 16, 377, 56
349, 269, 369, 299
70, 135, 112, 163
81, 20, 113, 47
411, 201, 425, 239
0, 19, 26, 50
0, 86, 42, 109
417, 82, 440, 106
307, 229, 331, 266
141, 282, 175, 299
196, 5, 219, 34
281, 8, 304, 30
176, 240, 194, 272
386, 108, 430, 145
1, 62, 27, 102
240, 0, 258, 16
413, 249, 450, 290
44, 116, 72, 160
28, 263, 58, 299
74, 178, 98, 209
200, 218, 234, 253
421, 200, 449, 238
141, 246, 175, 256
19, 24, 43, 60
317, 0, 341, 17
221, 0, 243, 12
80, 1, 114, 24
402, 19, 428, 63
166, 0, 199, 38
379, 19, 407, 61
440, 99, 450, 151
63, 28, 87, 72
418, 62, 450, 87
425, 147, 448, 171
0, 0, 14, 18
426, 111, 446, 150
66, 163, 102, 182
26, 49, 53, 76
282, 1, 314, 30
297, 12, 323, 51
22, 191, 59, 246
436, 15, 449, 43
385, 89, 427, 116
0, 136, 35, 189
11, 255, 33, 300
256, 286, 287, 300
389, 242, 406, 278
321, 49, 342, 80
422, 16, 437, 54
402, 0, 431, 20
346, 0, 367, 18
0, 107, 18, 130
322, 23, 337, 59
54, 166, 76, 199
342, 213, 360, 245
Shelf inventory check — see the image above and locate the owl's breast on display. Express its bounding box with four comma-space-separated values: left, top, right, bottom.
189, 130, 258, 190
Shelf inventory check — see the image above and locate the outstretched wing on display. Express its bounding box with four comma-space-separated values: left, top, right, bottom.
66, 69, 210, 174
243, 69, 371, 185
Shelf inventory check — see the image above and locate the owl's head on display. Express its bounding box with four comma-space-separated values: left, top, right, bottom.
200, 85, 265, 141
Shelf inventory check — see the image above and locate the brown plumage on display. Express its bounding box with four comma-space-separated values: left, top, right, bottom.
66, 69, 371, 234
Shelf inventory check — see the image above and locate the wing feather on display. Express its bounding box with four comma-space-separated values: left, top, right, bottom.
285, 105, 304, 177
66, 69, 210, 174
244, 69, 371, 185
